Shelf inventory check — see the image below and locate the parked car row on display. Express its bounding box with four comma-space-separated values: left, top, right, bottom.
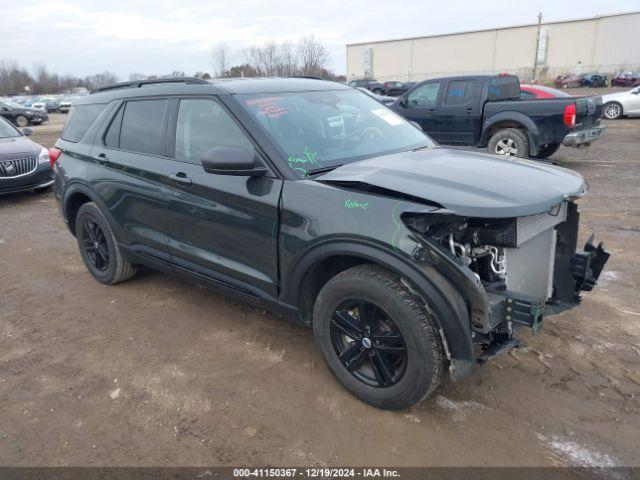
552, 71, 640, 88
3, 92, 86, 113
0, 98, 50, 127
348, 79, 415, 97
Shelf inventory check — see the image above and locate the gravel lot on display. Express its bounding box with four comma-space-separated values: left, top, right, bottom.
1, 90, 639, 468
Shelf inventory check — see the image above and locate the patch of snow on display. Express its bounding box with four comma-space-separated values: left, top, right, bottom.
109, 388, 121, 400
537, 433, 622, 478
598, 270, 619, 286
435, 396, 487, 422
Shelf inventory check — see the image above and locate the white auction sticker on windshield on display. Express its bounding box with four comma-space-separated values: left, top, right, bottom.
371, 108, 404, 126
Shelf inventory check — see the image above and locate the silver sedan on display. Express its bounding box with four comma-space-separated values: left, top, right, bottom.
601, 86, 640, 119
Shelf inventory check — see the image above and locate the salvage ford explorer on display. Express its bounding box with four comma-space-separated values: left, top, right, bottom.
52, 77, 610, 410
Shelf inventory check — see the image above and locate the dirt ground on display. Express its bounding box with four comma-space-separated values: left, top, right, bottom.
1, 89, 639, 468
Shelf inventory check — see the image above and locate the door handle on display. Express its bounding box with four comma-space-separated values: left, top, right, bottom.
93, 153, 108, 163
466, 107, 473, 112
168, 172, 192, 185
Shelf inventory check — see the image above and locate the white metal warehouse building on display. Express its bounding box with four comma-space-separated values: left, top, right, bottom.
346, 10, 640, 83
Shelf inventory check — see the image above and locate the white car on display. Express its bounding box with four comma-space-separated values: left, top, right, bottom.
601, 86, 640, 119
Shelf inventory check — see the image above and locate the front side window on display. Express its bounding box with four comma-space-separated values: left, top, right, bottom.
238, 89, 432, 177
175, 99, 254, 164
119, 99, 168, 155
406, 82, 441, 107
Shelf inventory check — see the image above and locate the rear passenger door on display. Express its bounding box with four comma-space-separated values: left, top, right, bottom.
436, 78, 481, 145
92, 97, 173, 263
160, 96, 282, 297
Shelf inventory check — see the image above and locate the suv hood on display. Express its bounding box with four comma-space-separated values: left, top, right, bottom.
317, 147, 586, 218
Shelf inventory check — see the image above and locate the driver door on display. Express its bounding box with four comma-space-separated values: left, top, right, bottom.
393, 81, 442, 140
160, 96, 282, 297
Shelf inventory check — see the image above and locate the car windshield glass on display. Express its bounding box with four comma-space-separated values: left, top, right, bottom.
0, 119, 20, 138
238, 89, 432, 177
2, 100, 24, 109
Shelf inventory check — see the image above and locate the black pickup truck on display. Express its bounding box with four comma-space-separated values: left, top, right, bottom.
392, 74, 605, 159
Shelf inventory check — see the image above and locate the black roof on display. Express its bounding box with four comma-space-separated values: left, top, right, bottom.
78, 77, 349, 105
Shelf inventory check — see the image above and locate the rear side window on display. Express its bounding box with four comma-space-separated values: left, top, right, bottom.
444, 80, 477, 105
61, 104, 105, 142
487, 76, 521, 101
119, 99, 168, 155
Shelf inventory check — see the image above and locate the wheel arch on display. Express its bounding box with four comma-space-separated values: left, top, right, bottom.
480, 112, 539, 147
284, 241, 476, 379
62, 182, 116, 237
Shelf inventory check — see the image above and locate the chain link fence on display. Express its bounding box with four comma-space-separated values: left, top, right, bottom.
370, 63, 640, 85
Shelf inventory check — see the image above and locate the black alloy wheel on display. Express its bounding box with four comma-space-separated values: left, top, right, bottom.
81, 218, 110, 272
330, 299, 407, 388
74, 202, 137, 284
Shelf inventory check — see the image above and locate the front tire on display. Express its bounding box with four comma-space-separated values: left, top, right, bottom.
313, 264, 445, 410
488, 128, 530, 158
15, 115, 28, 127
603, 102, 623, 120
75, 202, 137, 285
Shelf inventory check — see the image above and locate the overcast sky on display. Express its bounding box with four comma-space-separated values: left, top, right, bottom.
1, 0, 638, 80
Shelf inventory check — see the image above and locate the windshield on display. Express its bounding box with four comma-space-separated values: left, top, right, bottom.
0, 119, 20, 139
2, 100, 24, 109
238, 89, 433, 178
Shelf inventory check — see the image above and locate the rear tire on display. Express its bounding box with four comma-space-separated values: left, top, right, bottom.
603, 102, 623, 120
312, 264, 445, 410
75, 202, 137, 285
488, 128, 529, 158
534, 142, 561, 159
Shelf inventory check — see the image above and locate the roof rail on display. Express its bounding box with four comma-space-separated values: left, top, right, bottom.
90, 77, 210, 94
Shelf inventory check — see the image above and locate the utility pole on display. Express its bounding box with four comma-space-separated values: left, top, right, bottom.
532, 12, 543, 82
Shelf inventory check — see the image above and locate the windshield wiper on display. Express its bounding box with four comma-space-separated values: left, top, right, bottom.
306, 164, 343, 176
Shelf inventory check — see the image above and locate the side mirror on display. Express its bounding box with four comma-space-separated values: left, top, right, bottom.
22, 128, 33, 136
201, 146, 267, 177
398, 96, 408, 108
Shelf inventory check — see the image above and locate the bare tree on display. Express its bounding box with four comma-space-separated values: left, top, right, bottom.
84, 71, 119, 90
298, 36, 329, 76
210, 43, 231, 77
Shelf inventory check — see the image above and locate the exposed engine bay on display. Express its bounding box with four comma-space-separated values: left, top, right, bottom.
403, 201, 610, 361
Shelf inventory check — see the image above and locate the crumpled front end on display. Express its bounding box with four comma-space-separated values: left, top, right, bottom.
404, 200, 610, 363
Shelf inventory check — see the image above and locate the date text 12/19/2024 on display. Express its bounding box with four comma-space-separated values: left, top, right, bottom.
233, 468, 400, 478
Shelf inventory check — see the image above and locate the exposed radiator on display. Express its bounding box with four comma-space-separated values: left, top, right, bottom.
516, 202, 567, 246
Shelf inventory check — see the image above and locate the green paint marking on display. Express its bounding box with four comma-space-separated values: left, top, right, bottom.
390, 202, 402, 253
287, 147, 321, 173
290, 167, 308, 179
344, 199, 369, 210
302, 147, 321, 167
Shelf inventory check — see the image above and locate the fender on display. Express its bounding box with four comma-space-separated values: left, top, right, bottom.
61, 180, 121, 238
480, 110, 541, 147
283, 239, 476, 379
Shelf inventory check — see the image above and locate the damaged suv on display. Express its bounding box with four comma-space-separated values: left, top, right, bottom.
53, 78, 609, 410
